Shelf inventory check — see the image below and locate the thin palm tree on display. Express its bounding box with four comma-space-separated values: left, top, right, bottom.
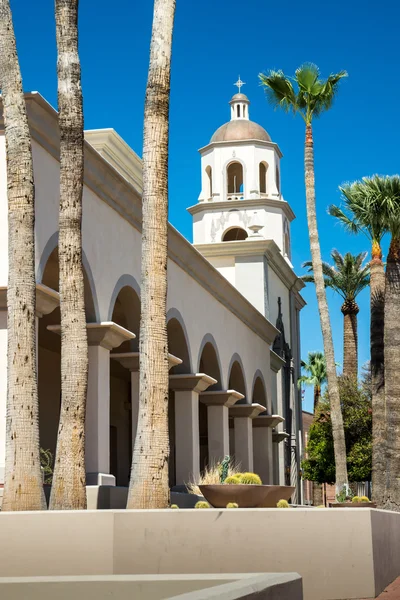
49, 0, 88, 510
298, 351, 327, 411
302, 251, 370, 379
259, 63, 349, 493
127, 0, 176, 509
0, 0, 46, 510
329, 176, 388, 505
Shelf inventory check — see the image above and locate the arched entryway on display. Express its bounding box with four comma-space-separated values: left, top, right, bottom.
109, 284, 141, 486
167, 311, 191, 487
197, 337, 222, 473
38, 246, 97, 468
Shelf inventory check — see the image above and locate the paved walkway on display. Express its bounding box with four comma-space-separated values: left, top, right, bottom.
359, 577, 400, 599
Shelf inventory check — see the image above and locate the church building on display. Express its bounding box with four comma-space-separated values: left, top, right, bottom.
0, 82, 305, 504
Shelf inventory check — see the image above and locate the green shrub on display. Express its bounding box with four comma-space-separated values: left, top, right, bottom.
352, 496, 360, 503
277, 499, 289, 508
360, 496, 370, 503
224, 475, 241, 484
170, 504, 179, 509
195, 501, 211, 509
226, 502, 239, 508
239, 472, 262, 485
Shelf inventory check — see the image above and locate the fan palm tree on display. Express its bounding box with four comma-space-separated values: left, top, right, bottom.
127, 0, 176, 509
0, 0, 46, 510
259, 63, 349, 493
329, 176, 389, 505
302, 251, 370, 379
49, 0, 88, 510
298, 351, 327, 411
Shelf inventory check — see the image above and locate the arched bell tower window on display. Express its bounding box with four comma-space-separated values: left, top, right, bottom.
227, 162, 244, 199
259, 162, 268, 194
205, 165, 212, 199
222, 227, 248, 241
276, 166, 280, 194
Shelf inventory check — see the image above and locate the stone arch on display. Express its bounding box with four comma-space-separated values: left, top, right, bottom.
37, 232, 99, 322
226, 160, 244, 198
167, 308, 192, 374
252, 370, 267, 411
197, 334, 223, 388
108, 276, 141, 352
227, 353, 247, 402
222, 226, 248, 242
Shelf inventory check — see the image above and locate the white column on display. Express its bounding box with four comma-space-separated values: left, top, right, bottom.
169, 373, 217, 486
86, 344, 114, 486
253, 414, 284, 484
0, 310, 6, 484
230, 403, 266, 473
234, 417, 254, 472
174, 390, 200, 485
200, 390, 243, 465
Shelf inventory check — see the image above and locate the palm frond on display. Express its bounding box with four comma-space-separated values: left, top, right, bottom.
259, 71, 297, 114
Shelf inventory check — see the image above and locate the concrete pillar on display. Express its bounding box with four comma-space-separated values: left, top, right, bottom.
169, 373, 217, 485
200, 390, 243, 464
253, 415, 283, 484
230, 403, 266, 473
111, 352, 182, 453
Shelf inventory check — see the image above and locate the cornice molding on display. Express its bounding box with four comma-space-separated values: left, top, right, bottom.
198, 138, 283, 159
270, 349, 286, 373
187, 197, 296, 222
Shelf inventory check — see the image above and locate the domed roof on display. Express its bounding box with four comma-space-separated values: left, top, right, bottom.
210, 120, 271, 144
229, 93, 250, 103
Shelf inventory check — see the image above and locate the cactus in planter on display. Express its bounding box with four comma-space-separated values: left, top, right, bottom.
239, 472, 262, 485
195, 501, 211, 509
360, 496, 370, 503
316, 505, 325, 508
224, 475, 242, 484
352, 496, 361, 503
170, 504, 179, 509
277, 499, 289, 508
226, 502, 239, 508
219, 455, 231, 483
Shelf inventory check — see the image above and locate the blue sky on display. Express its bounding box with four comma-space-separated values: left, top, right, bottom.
11, 0, 399, 412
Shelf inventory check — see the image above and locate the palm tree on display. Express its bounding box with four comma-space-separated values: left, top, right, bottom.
0, 0, 46, 510
49, 0, 88, 510
298, 351, 327, 411
259, 63, 349, 493
127, 0, 176, 509
302, 251, 370, 379
329, 176, 388, 505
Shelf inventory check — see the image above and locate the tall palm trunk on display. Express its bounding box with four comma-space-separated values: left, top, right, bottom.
0, 0, 46, 511
370, 248, 385, 506
304, 124, 348, 493
127, 0, 176, 509
49, 0, 88, 510
341, 300, 359, 379
313, 385, 321, 412
383, 237, 400, 510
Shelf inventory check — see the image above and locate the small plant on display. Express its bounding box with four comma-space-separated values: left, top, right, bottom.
188, 460, 241, 495
316, 505, 325, 508
224, 475, 242, 484
170, 504, 179, 509
239, 472, 262, 485
219, 456, 231, 483
226, 502, 239, 508
360, 496, 370, 503
195, 501, 211, 509
336, 485, 353, 503
277, 499, 289, 508
352, 496, 360, 503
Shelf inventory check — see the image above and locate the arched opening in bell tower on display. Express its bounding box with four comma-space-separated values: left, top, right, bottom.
222, 227, 248, 242
259, 162, 268, 194
227, 162, 244, 198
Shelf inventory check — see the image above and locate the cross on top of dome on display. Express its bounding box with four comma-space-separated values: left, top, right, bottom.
234, 76, 246, 93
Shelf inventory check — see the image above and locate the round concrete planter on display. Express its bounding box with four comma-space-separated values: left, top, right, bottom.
199, 484, 295, 508
329, 502, 376, 508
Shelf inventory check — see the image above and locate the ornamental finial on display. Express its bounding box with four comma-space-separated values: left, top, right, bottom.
234, 76, 245, 93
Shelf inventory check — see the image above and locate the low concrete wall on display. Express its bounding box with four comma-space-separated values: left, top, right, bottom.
0, 508, 398, 600
0, 573, 302, 600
